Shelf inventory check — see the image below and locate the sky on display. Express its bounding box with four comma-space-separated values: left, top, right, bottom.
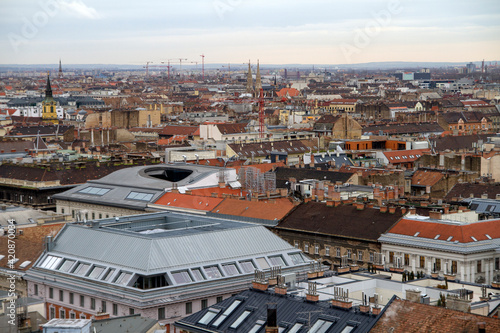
0, 0, 499, 65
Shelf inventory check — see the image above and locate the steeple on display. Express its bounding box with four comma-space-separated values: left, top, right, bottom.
255, 59, 262, 94
246, 60, 253, 94
45, 71, 53, 98
58, 59, 63, 78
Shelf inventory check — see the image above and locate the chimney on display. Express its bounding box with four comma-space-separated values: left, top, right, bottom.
388, 206, 396, 214
380, 206, 388, 213
356, 202, 365, 210
477, 322, 486, 333
429, 210, 442, 220
274, 275, 287, 295
94, 312, 110, 320
306, 282, 319, 302
443, 204, 450, 214
405, 289, 422, 303
266, 305, 278, 333
409, 206, 416, 215
252, 270, 269, 291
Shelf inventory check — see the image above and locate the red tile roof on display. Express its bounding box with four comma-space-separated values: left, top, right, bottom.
371, 298, 500, 333
411, 169, 444, 187
190, 187, 247, 198
384, 149, 430, 163
159, 126, 198, 136
387, 217, 500, 242
154, 192, 223, 211
276, 88, 300, 97
212, 198, 295, 221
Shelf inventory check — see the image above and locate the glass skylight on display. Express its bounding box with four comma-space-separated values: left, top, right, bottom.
204, 266, 222, 279
73, 263, 90, 276
58, 259, 75, 272
255, 257, 270, 269
101, 268, 115, 282
198, 309, 219, 325
40, 255, 63, 270
172, 270, 192, 284
78, 186, 110, 196
115, 271, 132, 285
239, 260, 255, 273
212, 300, 242, 327
289, 253, 306, 265
126, 191, 154, 201
309, 319, 334, 333
222, 263, 239, 276
268, 255, 286, 267
288, 323, 303, 333
230, 310, 251, 329
192, 268, 205, 281
88, 266, 105, 279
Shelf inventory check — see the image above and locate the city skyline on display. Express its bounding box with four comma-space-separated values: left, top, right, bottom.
1, 0, 499, 65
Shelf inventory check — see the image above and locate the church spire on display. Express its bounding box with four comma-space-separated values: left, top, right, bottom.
45, 71, 53, 98
246, 60, 253, 94
58, 59, 63, 78
255, 59, 262, 94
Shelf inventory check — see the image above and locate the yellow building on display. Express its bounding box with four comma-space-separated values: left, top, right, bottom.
42, 73, 59, 124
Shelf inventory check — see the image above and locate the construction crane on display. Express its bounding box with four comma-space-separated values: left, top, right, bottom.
200, 54, 205, 80
178, 58, 187, 75
143, 61, 153, 77
259, 87, 265, 138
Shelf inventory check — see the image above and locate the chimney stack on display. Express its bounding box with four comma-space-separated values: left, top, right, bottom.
265, 305, 278, 333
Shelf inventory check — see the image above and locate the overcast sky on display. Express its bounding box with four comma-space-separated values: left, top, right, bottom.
1, 0, 499, 65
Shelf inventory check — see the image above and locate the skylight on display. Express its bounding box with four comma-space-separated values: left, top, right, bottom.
114, 271, 132, 285
230, 310, 251, 329
192, 268, 205, 281
434, 234, 440, 240
172, 270, 192, 284
288, 323, 303, 333
414, 232, 420, 237
268, 255, 286, 267
88, 266, 105, 279
73, 263, 90, 276
126, 191, 154, 201
471, 236, 478, 242
58, 259, 75, 272
19, 261, 31, 269
40, 255, 63, 270
205, 265, 222, 279
446, 236, 453, 241
289, 253, 306, 265
78, 186, 110, 196
340, 325, 355, 333
239, 260, 255, 273
486, 234, 492, 239
101, 268, 115, 282
222, 263, 239, 276
198, 309, 219, 325
212, 300, 242, 327
309, 319, 334, 333
248, 320, 266, 333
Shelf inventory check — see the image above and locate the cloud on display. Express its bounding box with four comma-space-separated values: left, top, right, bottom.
58, 0, 101, 19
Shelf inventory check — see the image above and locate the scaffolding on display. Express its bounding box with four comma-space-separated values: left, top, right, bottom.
238, 166, 276, 194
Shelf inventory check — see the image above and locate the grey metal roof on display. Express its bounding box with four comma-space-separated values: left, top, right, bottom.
464, 198, 500, 215
175, 289, 382, 333
379, 233, 500, 254
52, 163, 234, 210
91, 314, 158, 333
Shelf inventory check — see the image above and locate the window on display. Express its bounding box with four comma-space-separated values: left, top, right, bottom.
101, 301, 106, 313
172, 271, 193, 284
230, 310, 251, 329
420, 256, 425, 268
212, 300, 242, 327
49, 287, 53, 299
70, 312, 75, 319
78, 186, 110, 196
435, 258, 441, 271
314, 244, 319, 255
34, 284, 38, 296
101, 268, 116, 282
477, 260, 482, 273
59, 290, 64, 301
61, 208, 65, 214
158, 307, 165, 320
496, 258, 500, 271
201, 299, 208, 309
186, 302, 192, 314
347, 249, 352, 260
88, 266, 105, 279
217, 296, 223, 303
325, 246, 330, 257
389, 252, 394, 264
126, 191, 154, 201
358, 251, 363, 261
204, 266, 222, 279
191, 268, 205, 281
59, 259, 75, 272
294, 240, 299, 248
198, 309, 218, 325
129, 308, 134, 315
336, 247, 341, 257
222, 263, 240, 276
289, 323, 303, 333
49, 307, 55, 319
99, 213, 102, 219
248, 320, 266, 333
309, 319, 334, 333
114, 272, 132, 285
113, 303, 118, 316
80, 295, 85, 307
268, 255, 286, 267
369, 252, 374, 263
80, 314, 86, 319
91, 298, 95, 310
404, 254, 410, 266
452, 261, 457, 274
73, 263, 90, 276
239, 260, 255, 273
304, 243, 309, 253
340, 325, 355, 333
60, 309, 65, 319
288, 253, 306, 265
255, 257, 270, 269
40, 255, 63, 270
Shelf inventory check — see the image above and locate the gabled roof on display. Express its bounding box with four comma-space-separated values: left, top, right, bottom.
159, 125, 198, 136
386, 217, 500, 243
411, 169, 445, 187
430, 134, 490, 152
383, 149, 429, 164
445, 183, 500, 201
175, 288, 381, 333
276, 87, 300, 97
154, 192, 223, 211
363, 122, 444, 135
215, 123, 247, 134
211, 198, 295, 222
277, 202, 403, 241
371, 298, 500, 333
